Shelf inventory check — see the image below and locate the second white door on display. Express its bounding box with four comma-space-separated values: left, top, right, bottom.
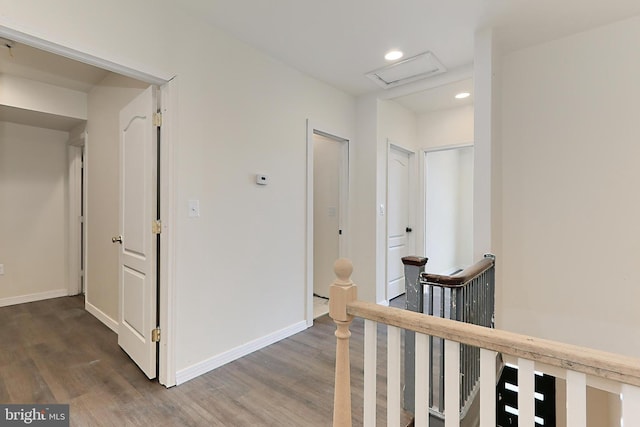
387, 146, 413, 300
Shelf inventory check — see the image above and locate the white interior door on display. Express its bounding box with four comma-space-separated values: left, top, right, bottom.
387, 146, 412, 300
117, 86, 158, 379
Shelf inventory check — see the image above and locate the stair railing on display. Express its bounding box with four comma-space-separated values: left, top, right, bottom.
329, 258, 640, 427
402, 255, 495, 421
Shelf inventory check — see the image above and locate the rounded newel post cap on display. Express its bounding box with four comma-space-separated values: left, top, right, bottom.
402, 256, 428, 267
333, 258, 353, 285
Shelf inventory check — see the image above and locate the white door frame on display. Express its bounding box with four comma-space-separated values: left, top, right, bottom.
67, 132, 86, 296
0, 25, 178, 387
306, 120, 350, 326
385, 140, 417, 303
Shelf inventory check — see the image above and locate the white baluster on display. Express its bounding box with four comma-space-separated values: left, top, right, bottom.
480, 349, 496, 427
444, 340, 460, 427
621, 384, 640, 427
415, 332, 430, 427
518, 359, 535, 427
363, 319, 377, 427
388, 325, 401, 427
566, 370, 586, 426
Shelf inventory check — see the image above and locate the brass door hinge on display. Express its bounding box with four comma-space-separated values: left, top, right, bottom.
152, 219, 162, 234
152, 328, 161, 343
153, 112, 162, 127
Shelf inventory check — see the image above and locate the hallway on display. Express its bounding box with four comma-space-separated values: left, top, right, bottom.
0, 296, 411, 426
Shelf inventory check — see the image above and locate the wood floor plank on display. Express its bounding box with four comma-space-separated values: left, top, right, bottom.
0, 295, 413, 426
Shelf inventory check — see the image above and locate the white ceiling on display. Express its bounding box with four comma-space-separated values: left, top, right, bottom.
394, 78, 473, 114
182, 0, 640, 96
1, 1, 640, 124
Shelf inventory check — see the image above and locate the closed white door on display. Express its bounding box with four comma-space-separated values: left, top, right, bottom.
117, 86, 158, 379
387, 146, 412, 300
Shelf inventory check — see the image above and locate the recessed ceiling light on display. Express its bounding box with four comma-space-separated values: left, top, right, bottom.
455, 92, 471, 99
384, 50, 404, 61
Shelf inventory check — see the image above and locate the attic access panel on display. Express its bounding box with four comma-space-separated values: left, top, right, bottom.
366, 51, 446, 89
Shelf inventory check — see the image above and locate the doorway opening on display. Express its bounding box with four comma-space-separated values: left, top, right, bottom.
0, 27, 176, 386
424, 145, 474, 274
306, 121, 350, 325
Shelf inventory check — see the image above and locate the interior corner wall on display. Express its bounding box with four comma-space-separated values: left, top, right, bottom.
499, 15, 640, 357
0, 121, 69, 303
85, 73, 148, 324
417, 105, 474, 149
352, 95, 379, 303
378, 99, 418, 151
377, 99, 418, 302
171, 16, 355, 373
474, 28, 496, 265
352, 96, 419, 305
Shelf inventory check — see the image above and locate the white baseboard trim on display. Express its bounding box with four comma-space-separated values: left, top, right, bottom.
176, 320, 308, 385
378, 299, 390, 306
0, 289, 68, 308
85, 301, 119, 333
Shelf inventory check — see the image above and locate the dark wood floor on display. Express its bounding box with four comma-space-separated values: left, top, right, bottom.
0, 296, 411, 426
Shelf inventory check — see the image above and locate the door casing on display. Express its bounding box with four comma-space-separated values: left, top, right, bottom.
67, 133, 85, 296
306, 120, 350, 326
312, 133, 345, 299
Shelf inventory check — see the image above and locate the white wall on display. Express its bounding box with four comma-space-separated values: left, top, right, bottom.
0, 1, 357, 376
85, 73, 148, 325
378, 99, 418, 151
0, 121, 69, 304
417, 105, 474, 149
418, 105, 474, 272
172, 16, 355, 372
424, 146, 474, 273
499, 15, 640, 357
0, 75, 87, 119
351, 95, 379, 303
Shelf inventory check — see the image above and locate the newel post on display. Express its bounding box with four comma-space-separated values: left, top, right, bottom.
329, 258, 357, 427
401, 256, 428, 413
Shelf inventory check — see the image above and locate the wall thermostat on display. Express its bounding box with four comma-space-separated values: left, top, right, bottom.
256, 174, 268, 185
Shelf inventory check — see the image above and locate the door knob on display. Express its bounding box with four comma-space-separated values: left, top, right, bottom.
112, 235, 123, 244
406, 227, 412, 233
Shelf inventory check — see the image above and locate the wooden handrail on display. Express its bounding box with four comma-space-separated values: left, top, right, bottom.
421, 256, 494, 287
346, 300, 640, 388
